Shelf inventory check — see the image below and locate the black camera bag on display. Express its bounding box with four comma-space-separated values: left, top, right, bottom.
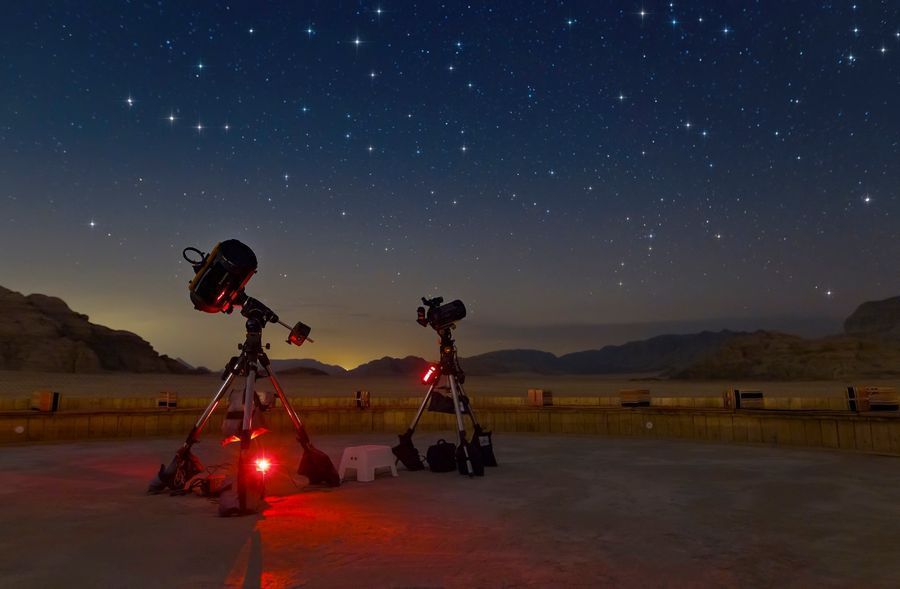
426, 439, 457, 472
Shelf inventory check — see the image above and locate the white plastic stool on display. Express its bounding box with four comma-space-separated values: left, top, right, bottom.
338, 444, 398, 482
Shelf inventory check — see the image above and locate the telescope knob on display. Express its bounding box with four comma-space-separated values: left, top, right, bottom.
265, 343, 271, 350
238, 343, 243, 350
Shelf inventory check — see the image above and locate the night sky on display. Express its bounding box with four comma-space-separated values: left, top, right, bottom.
2, 2, 898, 369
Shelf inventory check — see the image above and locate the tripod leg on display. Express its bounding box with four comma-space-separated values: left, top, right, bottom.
149, 369, 238, 493
449, 375, 474, 477
265, 363, 341, 486
237, 367, 258, 512
241, 367, 257, 448
265, 366, 311, 447
184, 370, 238, 447
404, 375, 440, 437
455, 380, 482, 430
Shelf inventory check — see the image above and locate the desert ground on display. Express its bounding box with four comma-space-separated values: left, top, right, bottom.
1, 433, 899, 588
2, 370, 897, 400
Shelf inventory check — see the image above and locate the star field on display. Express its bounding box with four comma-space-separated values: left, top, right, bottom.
0, 1, 898, 368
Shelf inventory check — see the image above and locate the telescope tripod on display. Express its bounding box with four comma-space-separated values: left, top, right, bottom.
149, 312, 339, 511
393, 327, 497, 476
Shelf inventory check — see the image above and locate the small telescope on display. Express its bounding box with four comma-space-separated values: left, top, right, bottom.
182, 239, 312, 346
417, 296, 466, 331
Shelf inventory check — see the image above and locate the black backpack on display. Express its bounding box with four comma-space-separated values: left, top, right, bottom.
426, 439, 457, 472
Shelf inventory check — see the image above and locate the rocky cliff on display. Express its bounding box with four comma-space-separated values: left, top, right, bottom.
844, 295, 900, 338
0, 286, 192, 373
672, 331, 900, 380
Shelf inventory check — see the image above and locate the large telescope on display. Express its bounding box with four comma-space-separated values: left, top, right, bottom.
183, 239, 311, 346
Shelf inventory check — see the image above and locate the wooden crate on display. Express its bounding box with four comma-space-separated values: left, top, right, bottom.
527, 389, 553, 406
849, 386, 898, 412
735, 389, 764, 410
619, 389, 650, 408
30, 390, 61, 412
156, 392, 178, 409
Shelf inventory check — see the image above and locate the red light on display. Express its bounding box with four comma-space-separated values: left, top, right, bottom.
422, 365, 437, 384
255, 457, 271, 474
221, 427, 270, 446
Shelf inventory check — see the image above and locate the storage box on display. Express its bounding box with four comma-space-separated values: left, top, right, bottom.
527, 389, 553, 406
735, 389, 763, 410
619, 389, 650, 408
849, 386, 898, 412
157, 392, 178, 409
30, 390, 61, 412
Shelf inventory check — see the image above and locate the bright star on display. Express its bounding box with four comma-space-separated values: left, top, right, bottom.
195, 122, 203, 132
248, 28, 254, 34
367, 145, 374, 152
223, 123, 230, 131
89, 220, 96, 228
353, 37, 362, 46
167, 113, 176, 123
125, 96, 134, 107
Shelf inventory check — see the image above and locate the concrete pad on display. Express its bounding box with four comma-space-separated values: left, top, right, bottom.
1, 434, 900, 588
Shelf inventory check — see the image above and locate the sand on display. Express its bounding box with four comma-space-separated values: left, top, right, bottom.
1, 433, 900, 588
2, 370, 896, 400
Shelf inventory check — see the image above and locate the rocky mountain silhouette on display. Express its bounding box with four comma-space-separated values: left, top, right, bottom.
0, 286, 193, 373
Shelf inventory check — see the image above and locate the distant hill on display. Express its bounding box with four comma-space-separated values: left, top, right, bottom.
348, 355, 430, 377
276, 365, 330, 376
7, 283, 897, 380
337, 331, 745, 377
269, 358, 348, 376
462, 349, 561, 374
844, 295, 900, 339
0, 286, 194, 373
673, 331, 900, 380
556, 331, 744, 374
